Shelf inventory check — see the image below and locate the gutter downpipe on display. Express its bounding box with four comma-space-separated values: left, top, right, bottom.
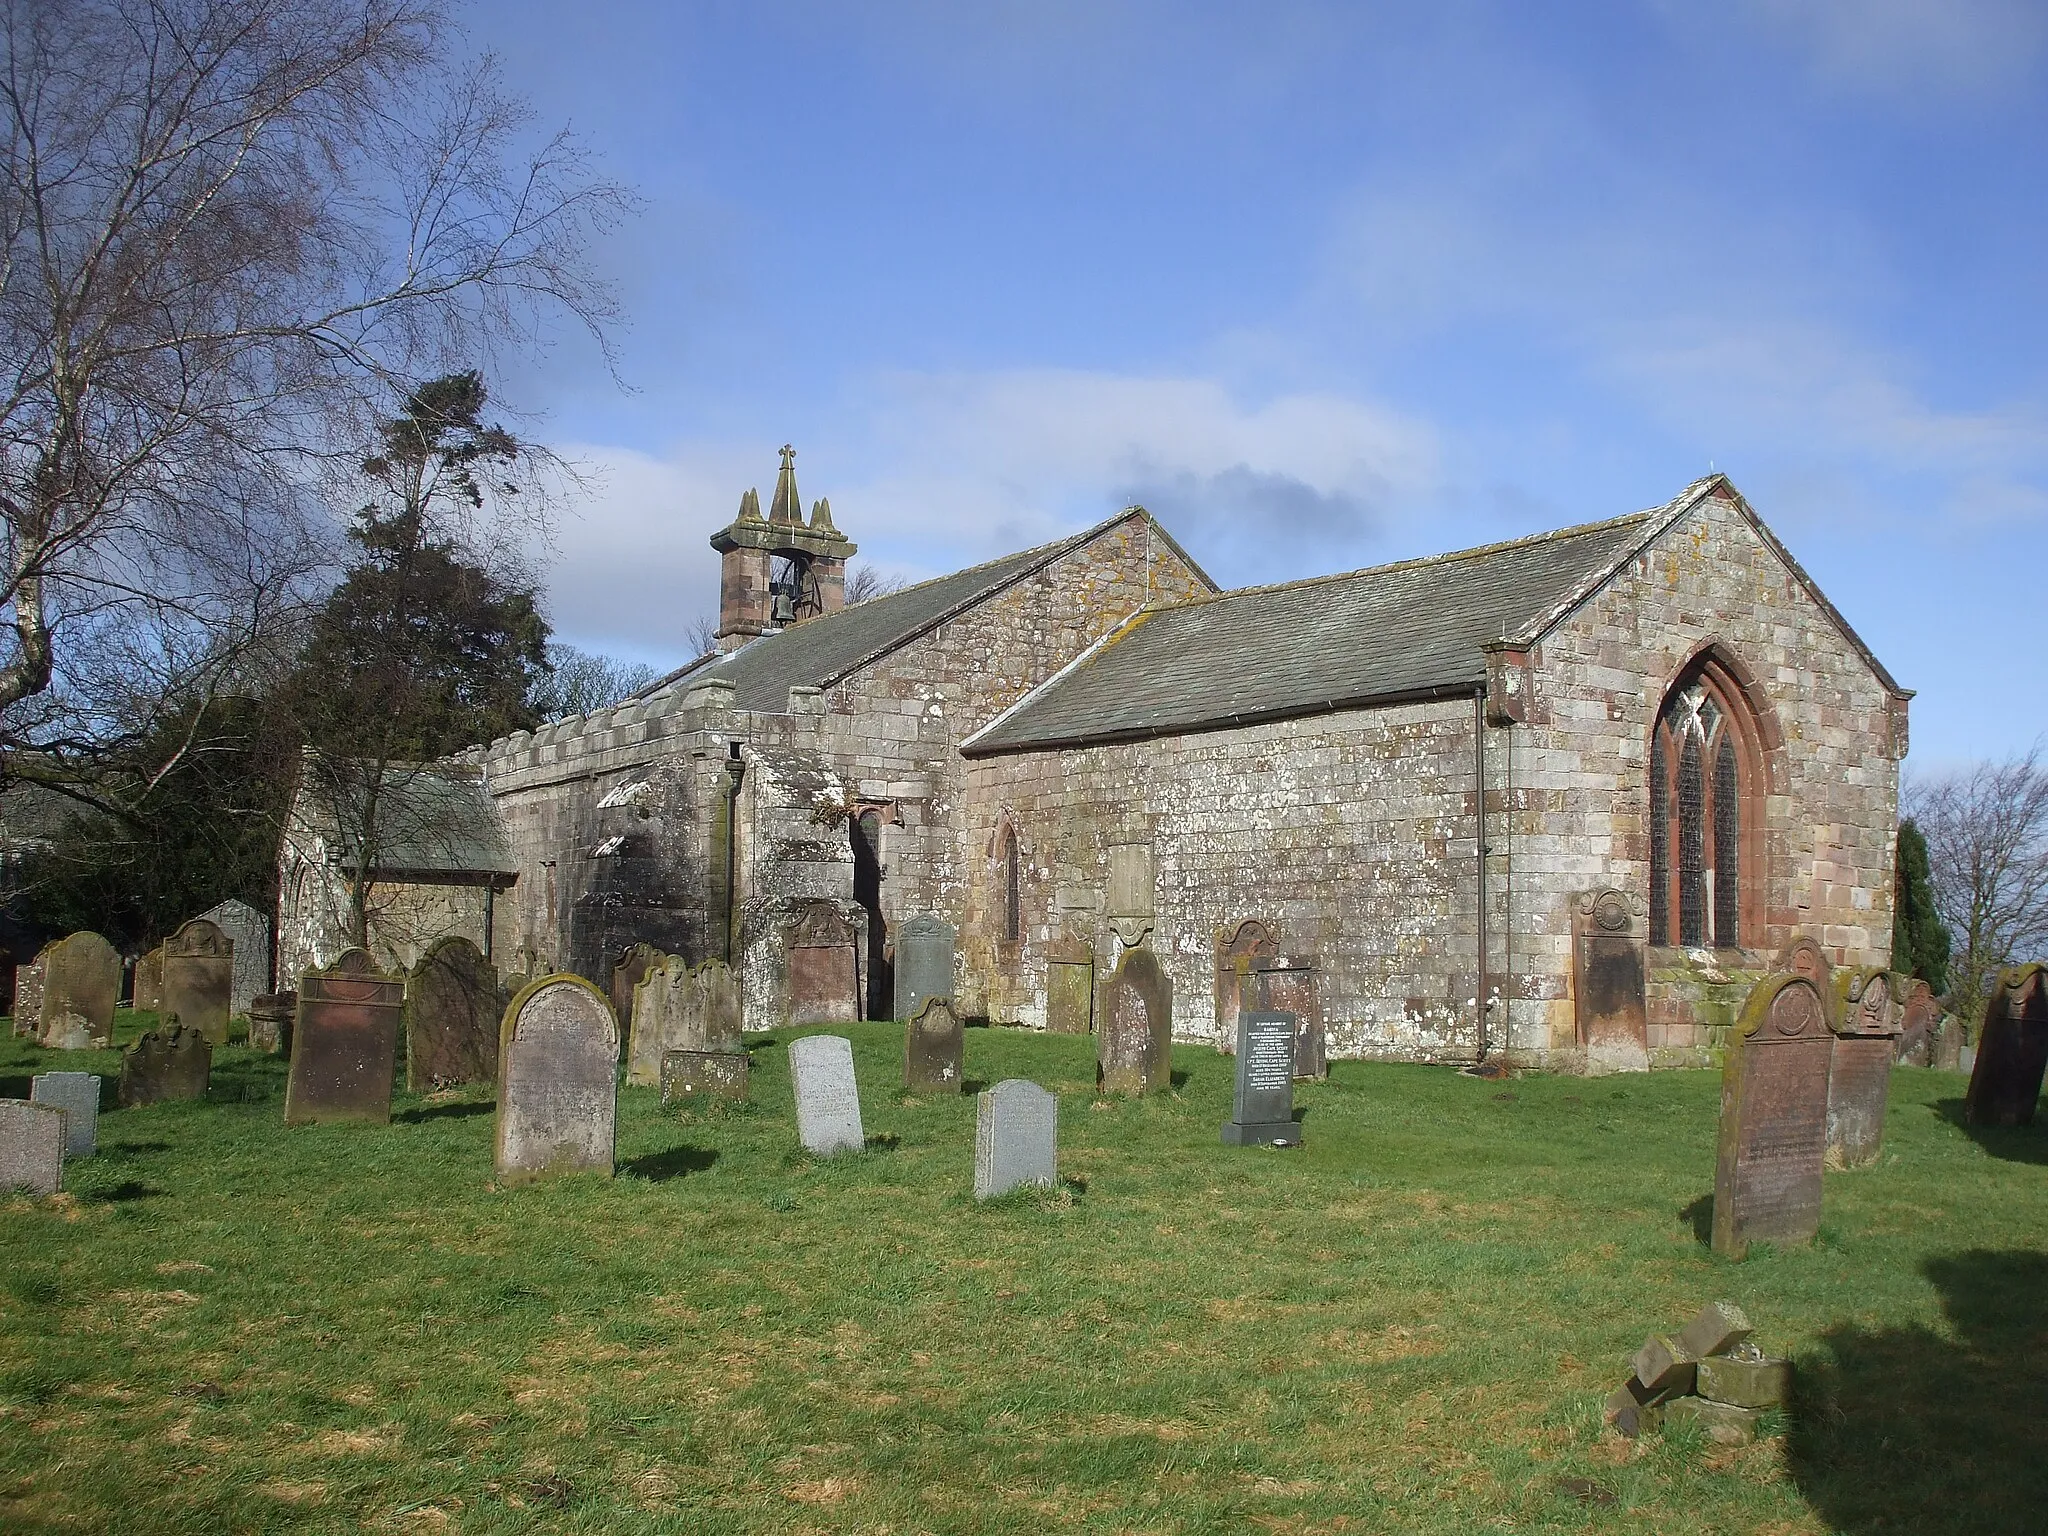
1474, 686, 1490, 1063
724, 741, 745, 966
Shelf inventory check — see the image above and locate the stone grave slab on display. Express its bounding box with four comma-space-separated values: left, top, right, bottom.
787, 903, 860, 1025
1573, 888, 1649, 1071
12, 950, 47, 1037
1712, 973, 1833, 1258
1213, 919, 1278, 1053
904, 997, 965, 1093
1826, 968, 1900, 1169
975, 1079, 1058, 1199
161, 918, 234, 1044
789, 1033, 864, 1157
1965, 963, 2048, 1127
119, 1026, 212, 1107
198, 898, 271, 1017
661, 1049, 751, 1104
39, 932, 120, 1048
248, 992, 295, 1054
406, 937, 500, 1090
30, 1072, 99, 1157
1256, 957, 1324, 1079
1044, 942, 1093, 1035
893, 915, 957, 1022
1097, 947, 1171, 1095
627, 958, 740, 1088
609, 941, 666, 1044
284, 948, 403, 1126
133, 945, 165, 1012
0, 1101, 65, 1195
496, 975, 618, 1182
1223, 1010, 1301, 1146
1893, 977, 1938, 1066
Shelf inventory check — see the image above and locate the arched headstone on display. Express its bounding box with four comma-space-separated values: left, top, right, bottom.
789, 1033, 864, 1157
894, 915, 957, 1023
119, 1025, 211, 1107
133, 945, 166, 1012
1826, 967, 1901, 1168
496, 975, 618, 1182
904, 997, 964, 1093
1098, 947, 1172, 1095
1965, 964, 2048, 1127
162, 919, 234, 1045
38, 932, 120, 1049
1712, 973, 1832, 1257
627, 958, 740, 1087
198, 899, 271, 1017
1213, 919, 1278, 1053
1894, 977, 1941, 1066
405, 936, 500, 1090
1573, 888, 1648, 1071
609, 941, 666, 1041
787, 903, 860, 1025
284, 948, 403, 1126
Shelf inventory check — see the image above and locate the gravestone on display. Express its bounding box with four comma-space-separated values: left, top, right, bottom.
12, 949, 47, 1037
1775, 936, 1836, 1024
789, 1034, 864, 1156
1712, 973, 1833, 1258
496, 975, 618, 1182
1257, 957, 1325, 1079
1573, 888, 1650, 1071
661, 1048, 751, 1104
247, 992, 296, 1054
39, 931, 120, 1048
198, 898, 271, 1017
787, 903, 860, 1025
609, 941, 666, 1043
1894, 978, 1940, 1067
904, 996, 965, 1093
1097, 947, 1172, 1095
30, 1072, 99, 1157
405, 936, 500, 1090
133, 946, 165, 1012
1826, 967, 1901, 1169
161, 918, 234, 1045
119, 1025, 212, 1107
1964, 963, 2048, 1127
1044, 941, 1094, 1034
894, 915, 957, 1022
1223, 1010, 1302, 1146
284, 948, 403, 1126
626, 958, 740, 1088
1213, 919, 1278, 1053
0, 1101, 65, 1195
975, 1079, 1058, 1198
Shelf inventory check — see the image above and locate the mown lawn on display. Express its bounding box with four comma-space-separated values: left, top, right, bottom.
1, 1012, 2044, 1535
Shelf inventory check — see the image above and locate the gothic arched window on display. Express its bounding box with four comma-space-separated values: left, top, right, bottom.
995, 823, 1021, 943
1649, 657, 1761, 949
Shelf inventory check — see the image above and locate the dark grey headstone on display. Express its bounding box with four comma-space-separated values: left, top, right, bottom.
198, 898, 270, 1018
660, 1049, 751, 1104
1223, 1011, 1300, 1146
497, 976, 619, 1182
0, 1101, 65, 1195
789, 1034, 864, 1156
284, 949, 403, 1126
1098, 947, 1172, 1095
30, 1072, 99, 1157
1712, 974, 1832, 1258
975, 1079, 1057, 1198
1965, 964, 2048, 1127
405, 937, 500, 1090
904, 996, 964, 1093
894, 915, 957, 1022
119, 1026, 212, 1107
38, 932, 120, 1048
161, 918, 234, 1045
627, 958, 739, 1088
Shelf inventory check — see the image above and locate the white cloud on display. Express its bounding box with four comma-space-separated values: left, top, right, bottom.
1733, 0, 2048, 94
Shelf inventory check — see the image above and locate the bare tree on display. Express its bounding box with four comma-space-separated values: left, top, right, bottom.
529, 642, 659, 722
1907, 747, 2048, 1022
844, 561, 904, 604
0, 0, 629, 766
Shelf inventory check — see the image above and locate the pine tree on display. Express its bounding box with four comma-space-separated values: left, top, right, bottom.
1892, 817, 1951, 995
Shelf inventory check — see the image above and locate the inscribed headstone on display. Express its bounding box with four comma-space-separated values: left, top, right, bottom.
1573, 888, 1650, 1071
1213, 919, 1277, 1053
12, 949, 47, 1037
161, 918, 234, 1045
661, 1049, 751, 1104
1775, 936, 1836, 1025
1964, 963, 2048, 1128
405, 936, 500, 1090
1712, 973, 1832, 1258
789, 1033, 864, 1156
30, 1072, 99, 1157
0, 1101, 64, 1196
1097, 946, 1172, 1095
1045, 941, 1094, 1035
133, 946, 165, 1012
1894, 978, 1940, 1067
975, 1079, 1058, 1198
894, 915, 957, 1022
284, 948, 403, 1126
247, 991, 295, 1054
626, 958, 740, 1088
39, 932, 120, 1048
119, 1025, 212, 1107
1258, 957, 1325, 1079
904, 996, 965, 1093
198, 899, 271, 1017
1826, 967, 1900, 1169
787, 904, 860, 1024
609, 941, 666, 1043
1223, 1010, 1301, 1146
496, 975, 618, 1182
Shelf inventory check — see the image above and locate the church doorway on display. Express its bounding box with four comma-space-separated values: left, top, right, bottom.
852, 809, 892, 1019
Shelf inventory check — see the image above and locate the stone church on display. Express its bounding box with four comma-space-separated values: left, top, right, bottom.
463, 449, 1906, 1070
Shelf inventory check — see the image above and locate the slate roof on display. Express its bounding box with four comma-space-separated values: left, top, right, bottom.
299, 760, 515, 882
964, 508, 1661, 755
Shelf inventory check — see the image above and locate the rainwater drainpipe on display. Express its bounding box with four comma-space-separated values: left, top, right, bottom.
724, 741, 745, 965
1474, 686, 1491, 1062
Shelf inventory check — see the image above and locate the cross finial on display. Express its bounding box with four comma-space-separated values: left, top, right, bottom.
780, 443, 795, 470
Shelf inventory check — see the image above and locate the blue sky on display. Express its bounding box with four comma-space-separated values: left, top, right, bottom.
477, 1, 2048, 771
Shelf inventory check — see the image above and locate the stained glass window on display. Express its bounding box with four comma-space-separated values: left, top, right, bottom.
1650, 662, 1754, 949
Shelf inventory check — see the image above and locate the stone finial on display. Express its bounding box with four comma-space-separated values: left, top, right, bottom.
737, 486, 763, 523
810, 496, 838, 533
769, 444, 801, 525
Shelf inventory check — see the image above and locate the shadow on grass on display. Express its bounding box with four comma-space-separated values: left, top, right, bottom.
1788, 1249, 2048, 1535
1680, 1193, 1714, 1245
1932, 1098, 2048, 1165
81, 1180, 161, 1204
395, 1100, 493, 1124
864, 1131, 901, 1152
619, 1144, 718, 1182
1170, 1069, 1191, 1089
961, 1078, 990, 1095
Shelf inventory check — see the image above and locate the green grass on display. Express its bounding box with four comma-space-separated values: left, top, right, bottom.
1, 1013, 2044, 1534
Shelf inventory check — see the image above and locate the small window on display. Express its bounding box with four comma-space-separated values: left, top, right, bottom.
997, 824, 1021, 943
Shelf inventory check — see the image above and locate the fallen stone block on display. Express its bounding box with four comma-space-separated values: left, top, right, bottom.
1696, 1353, 1791, 1409
1631, 1334, 1698, 1398
1604, 1380, 1668, 1439
1663, 1395, 1760, 1445
1675, 1300, 1753, 1361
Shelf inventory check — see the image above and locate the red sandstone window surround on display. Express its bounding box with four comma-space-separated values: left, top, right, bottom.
1649, 653, 1765, 949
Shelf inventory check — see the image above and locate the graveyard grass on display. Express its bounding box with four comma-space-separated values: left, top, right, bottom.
3, 1019, 2045, 1535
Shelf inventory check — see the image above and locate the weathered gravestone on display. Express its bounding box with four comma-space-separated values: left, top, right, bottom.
1256, 957, 1325, 1079
894, 915, 957, 1022
1712, 973, 1832, 1258
1223, 1010, 1302, 1146
1893, 978, 1941, 1067
609, 941, 666, 1044
405, 937, 500, 1090
1826, 968, 1900, 1169
161, 918, 234, 1045
30, 1072, 99, 1157
284, 949, 403, 1126
1213, 919, 1278, 1052
1964, 963, 2048, 1127
133, 946, 165, 1012
626, 958, 740, 1088
1097, 947, 1172, 1095
904, 996, 965, 1093
1776, 936, 1835, 1018
787, 903, 861, 1025
496, 975, 618, 1183
198, 898, 271, 1018
12, 949, 47, 1037
119, 1025, 211, 1107
1044, 940, 1094, 1034
975, 1079, 1058, 1199
39, 931, 120, 1049
247, 992, 295, 1054
789, 1034, 865, 1157
0, 1101, 65, 1195
661, 1049, 751, 1104
1573, 887, 1650, 1071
